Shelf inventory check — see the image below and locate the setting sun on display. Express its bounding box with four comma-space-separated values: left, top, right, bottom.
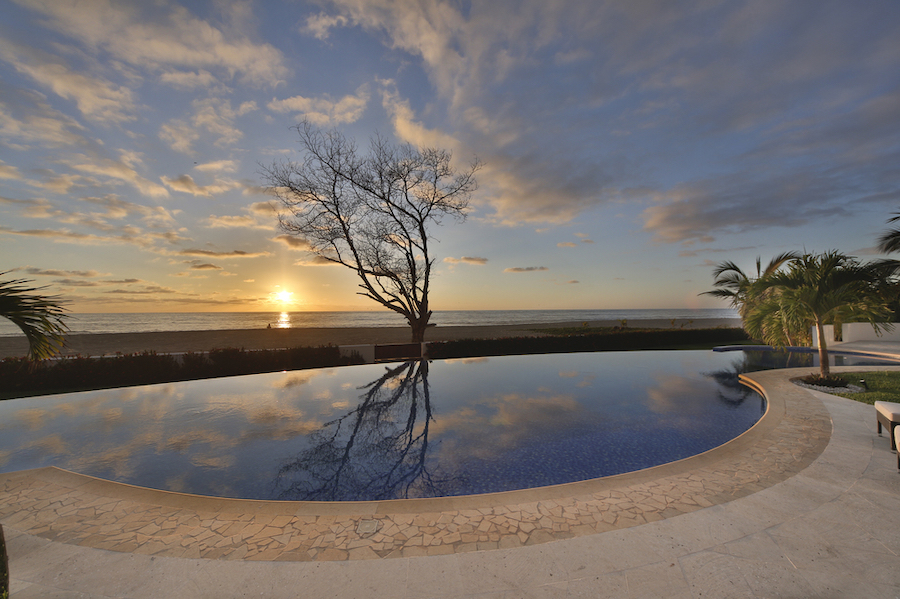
275, 290, 294, 304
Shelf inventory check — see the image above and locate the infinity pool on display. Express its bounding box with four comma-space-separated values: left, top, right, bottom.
0, 350, 773, 501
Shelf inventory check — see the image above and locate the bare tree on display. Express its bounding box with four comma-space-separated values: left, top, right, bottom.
263, 122, 480, 342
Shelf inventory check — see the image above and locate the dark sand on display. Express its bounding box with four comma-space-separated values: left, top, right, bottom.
0, 318, 743, 359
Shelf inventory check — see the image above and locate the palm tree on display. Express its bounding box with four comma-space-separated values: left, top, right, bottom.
701, 252, 800, 341
877, 211, 900, 254
749, 252, 893, 378
0, 273, 68, 360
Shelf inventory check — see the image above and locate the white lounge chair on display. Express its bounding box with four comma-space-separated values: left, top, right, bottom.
875, 401, 900, 470
876, 401, 900, 447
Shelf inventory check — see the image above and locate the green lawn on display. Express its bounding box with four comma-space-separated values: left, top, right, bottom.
829, 370, 900, 405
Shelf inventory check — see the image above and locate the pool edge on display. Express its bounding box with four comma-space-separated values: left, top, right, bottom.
2, 366, 864, 561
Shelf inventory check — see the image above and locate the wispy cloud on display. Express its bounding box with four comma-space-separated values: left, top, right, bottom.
0, 160, 23, 180
194, 160, 238, 173
175, 249, 271, 258
18, 267, 102, 278
443, 256, 488, 265
185, 261, 222, 271
0, 38, 136, 123
162, 99, 257, 154
161, 174, 241, 197
16, 1, 289, 87
293, 255, 337, 267
0, 87, 90, 149
268, 85, 370, 125
0, 225, 188, 249
504, 266, 548, 273
60, 152, 169, 198
273, 234, 311, 250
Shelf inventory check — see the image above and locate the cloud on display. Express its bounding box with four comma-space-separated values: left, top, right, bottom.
294, 255, 337, 266
80, 195, 179, 228
159, 69, 219, 90
640, 169, 859, 245
273, 234, 311, 250
557, 242, 577, 248
249, 202, 278, 216
194, 160, 238, 173
0, 38, 136, 123
202, 202, 277, 230
186, 262, 222, 271
176, 249, 271, 258
303, 13, 350, 40
51, 278, 101, 287
0, 160, 22, 180
104, 285, 178, 295
192, 98, 256, 146
17, 1, 289, 87
204, 215, 266, 229
443, 256, 488, 265
19, 267, 102, 277
161, 174, 241, 197
0, 87, 90, 148
160, 98, 256, 154
0, 225, 187, 249
380, 85, 463, 153
268, 85, 370, 125
60, 152, 169, 198
320, 0, 900, 229
159, 120, 199, 154
504, 266, 548, 273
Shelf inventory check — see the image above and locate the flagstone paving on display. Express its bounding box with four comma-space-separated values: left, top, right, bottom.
0, 368, 832, 563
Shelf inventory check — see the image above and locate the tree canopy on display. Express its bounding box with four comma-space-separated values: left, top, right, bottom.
263, 122, 480, 342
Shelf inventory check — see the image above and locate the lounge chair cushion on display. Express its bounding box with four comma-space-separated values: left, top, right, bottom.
876, 401, 900, 451
876, 401, 900, 421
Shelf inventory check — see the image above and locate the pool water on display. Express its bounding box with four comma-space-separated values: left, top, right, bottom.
0, 350, 775, 501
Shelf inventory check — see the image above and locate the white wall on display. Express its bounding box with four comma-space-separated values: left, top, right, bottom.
812, 322, 900, 347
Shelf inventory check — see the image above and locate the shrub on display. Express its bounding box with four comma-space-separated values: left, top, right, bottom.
799, 373, 849, 388
0, 346, 363, 399
426, 327, 751, 359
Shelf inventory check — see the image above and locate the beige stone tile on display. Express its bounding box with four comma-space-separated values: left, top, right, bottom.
565, 571, 628, 598
677, 550, 755, 599
623, 560, 693, 598
454, 544, 568, 595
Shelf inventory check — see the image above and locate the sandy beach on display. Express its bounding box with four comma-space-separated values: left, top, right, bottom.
0, 318, 742, 359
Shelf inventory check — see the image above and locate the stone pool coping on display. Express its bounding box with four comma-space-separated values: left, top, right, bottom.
0, 366, 858, 562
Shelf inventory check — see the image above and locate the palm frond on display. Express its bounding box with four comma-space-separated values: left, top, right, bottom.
0, 273, 69, 360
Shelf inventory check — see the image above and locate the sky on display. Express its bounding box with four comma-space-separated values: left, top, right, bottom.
1, 0, 899, 314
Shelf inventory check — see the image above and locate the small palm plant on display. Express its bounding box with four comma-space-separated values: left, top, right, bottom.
0, 272, 68, 360
700, 252, 800, 340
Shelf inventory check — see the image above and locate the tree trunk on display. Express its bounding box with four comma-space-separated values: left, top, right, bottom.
409, 312, 432, 343
816, 319, 830, 378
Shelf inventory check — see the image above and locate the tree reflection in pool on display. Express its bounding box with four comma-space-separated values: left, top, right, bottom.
0, 349, 853, 502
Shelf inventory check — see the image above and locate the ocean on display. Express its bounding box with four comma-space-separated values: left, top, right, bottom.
0, 309, 740, 337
